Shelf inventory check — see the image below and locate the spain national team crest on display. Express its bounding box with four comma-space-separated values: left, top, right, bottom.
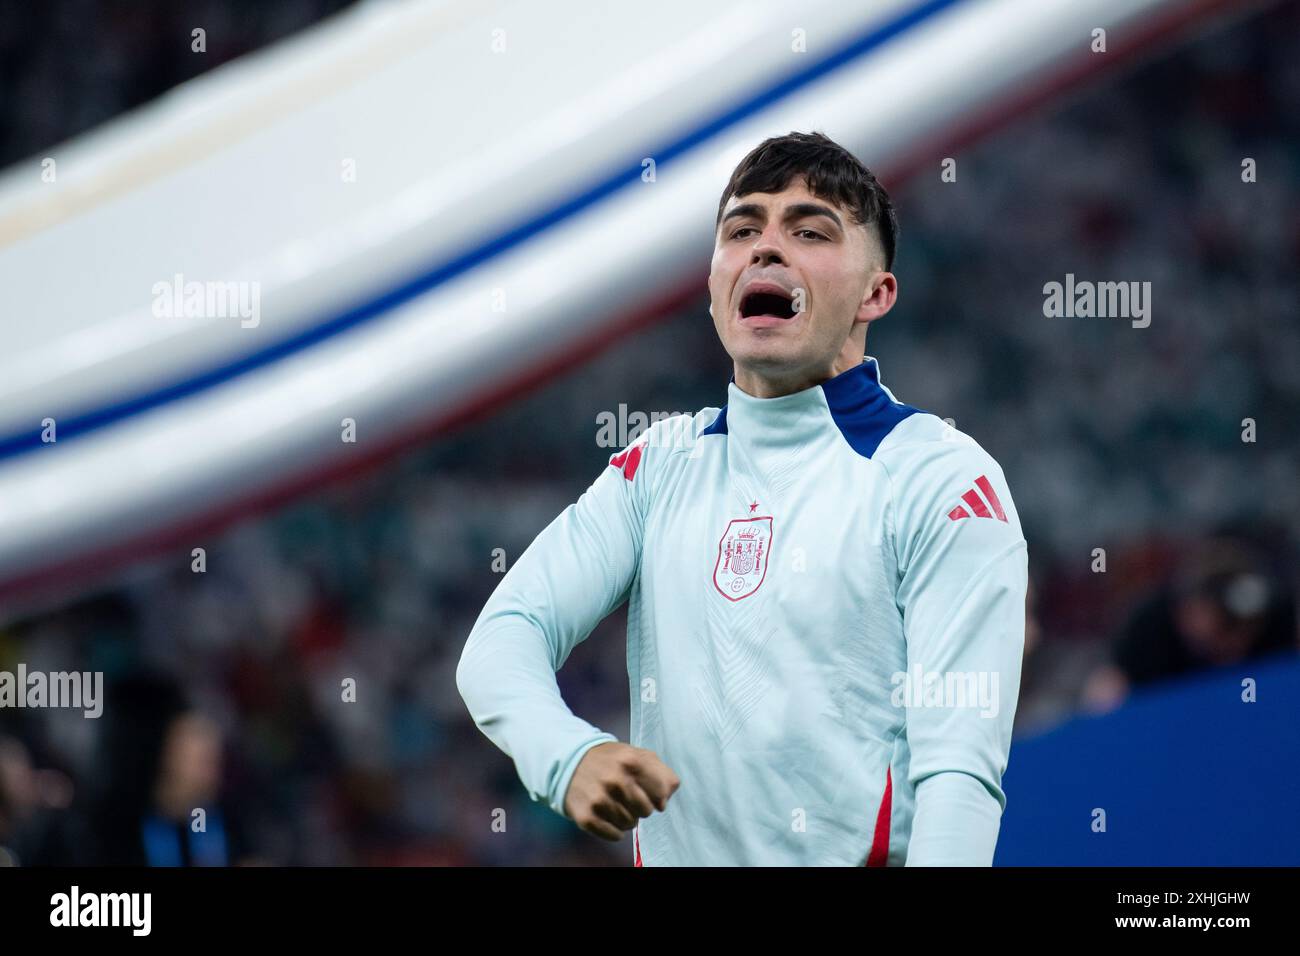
713, 516, 774, 602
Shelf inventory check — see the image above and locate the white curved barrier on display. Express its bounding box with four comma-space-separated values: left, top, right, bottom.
0, 0, 1232, 604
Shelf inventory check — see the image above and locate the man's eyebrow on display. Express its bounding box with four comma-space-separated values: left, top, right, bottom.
719, 201, 844, 231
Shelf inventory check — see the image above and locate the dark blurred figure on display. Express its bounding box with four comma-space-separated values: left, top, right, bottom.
1082, 533, 1298, 713
0, 736, 76, 866
84, 675, 256, 865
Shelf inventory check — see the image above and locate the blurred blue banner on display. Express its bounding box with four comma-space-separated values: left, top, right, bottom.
997, 652, 1299, 865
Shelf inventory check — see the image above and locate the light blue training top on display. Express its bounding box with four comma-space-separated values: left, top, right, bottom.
457, 356, 1028, 865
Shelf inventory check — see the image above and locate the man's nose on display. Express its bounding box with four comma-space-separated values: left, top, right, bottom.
751, 235, 787, 266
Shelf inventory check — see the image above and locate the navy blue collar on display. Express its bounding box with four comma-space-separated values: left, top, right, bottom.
703, 358, 921, 459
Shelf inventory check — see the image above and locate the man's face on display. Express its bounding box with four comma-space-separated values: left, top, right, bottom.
709, 176, 892, 392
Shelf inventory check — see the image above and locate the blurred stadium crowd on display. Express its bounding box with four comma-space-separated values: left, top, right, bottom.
1, 1, 1297, 865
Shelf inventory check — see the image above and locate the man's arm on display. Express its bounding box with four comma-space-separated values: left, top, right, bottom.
886, 439, 1028, 866
455, 434, 649, 819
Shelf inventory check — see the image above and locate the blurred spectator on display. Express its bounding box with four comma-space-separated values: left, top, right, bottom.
1081, 533, 1298, 713
0, 736, 76, 866
82, 675, 256, 866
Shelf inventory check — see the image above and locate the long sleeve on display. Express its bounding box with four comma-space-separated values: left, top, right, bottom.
905, 771, 1003, 865
455, 436, 651, 818
886, 438, 1028, 865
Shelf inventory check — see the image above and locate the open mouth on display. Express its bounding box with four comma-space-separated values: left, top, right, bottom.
738, 288, 798, 320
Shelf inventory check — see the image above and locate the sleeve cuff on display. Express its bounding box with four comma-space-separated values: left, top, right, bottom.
547, 732, 620, 817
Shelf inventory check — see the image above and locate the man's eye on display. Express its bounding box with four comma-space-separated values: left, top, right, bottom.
730, 227, 825, 240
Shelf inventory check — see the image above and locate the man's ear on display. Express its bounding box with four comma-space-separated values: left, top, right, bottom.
857, 270, 897, 323
708, 302, 714, 318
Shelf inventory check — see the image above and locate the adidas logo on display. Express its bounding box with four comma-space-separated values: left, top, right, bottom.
946, 475, 1007, 522
608, 439, 646, 481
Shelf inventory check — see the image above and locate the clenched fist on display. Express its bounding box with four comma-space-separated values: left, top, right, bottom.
562, 742, 680, 841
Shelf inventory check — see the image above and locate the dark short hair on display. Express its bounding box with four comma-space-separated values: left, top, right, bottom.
715, 130, 898, 272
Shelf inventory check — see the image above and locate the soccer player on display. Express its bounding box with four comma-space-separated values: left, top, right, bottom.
456, 131, 1028, 866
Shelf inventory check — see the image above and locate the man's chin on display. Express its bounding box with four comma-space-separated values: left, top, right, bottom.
730, 330, 795, 355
